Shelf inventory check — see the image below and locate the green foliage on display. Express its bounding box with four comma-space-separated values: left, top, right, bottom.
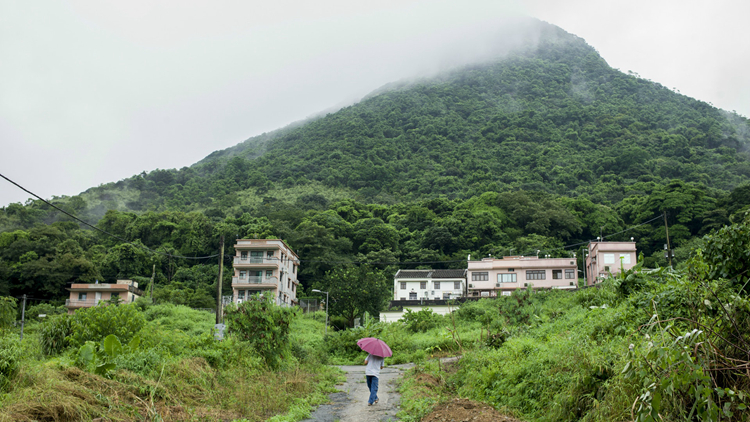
225, 295, 297, 369
0, 333, 22, 390
314, 265, 390, 327
38, 313, 72, 355
700, 213, 750, 292
68, 303, 145, 348
0, 296, 16, 333
401, 308, 443, 333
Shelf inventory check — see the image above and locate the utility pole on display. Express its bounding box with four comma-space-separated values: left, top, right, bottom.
20, 294, 26, 340
149, 264, 156, 300
663, 212, 673, 268
216, 235, 225, 325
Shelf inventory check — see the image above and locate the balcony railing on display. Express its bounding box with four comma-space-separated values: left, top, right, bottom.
233, 257, 279, 265
232, 276, 278, 285
65, 299, 112, 307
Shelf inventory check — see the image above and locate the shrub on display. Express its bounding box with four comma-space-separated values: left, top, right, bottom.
68, 304, 145, 347
0, 334, 22, 390
39, 313, 72, 355
0, 297, 17, 333
225, 295, 297, 369
401, 308, 442, 333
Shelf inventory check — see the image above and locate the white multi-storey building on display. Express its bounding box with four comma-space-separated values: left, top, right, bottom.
393, 269, 467, 301
232, 239, 300, 307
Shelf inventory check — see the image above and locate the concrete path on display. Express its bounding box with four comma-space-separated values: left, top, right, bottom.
302, 363, 414, 422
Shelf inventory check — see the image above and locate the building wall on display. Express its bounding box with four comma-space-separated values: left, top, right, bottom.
232, 239, 300, 307
393, 278, 465, 301
585, 242, 637, 285
380, 305, 458, 322
467, 256, 578, 296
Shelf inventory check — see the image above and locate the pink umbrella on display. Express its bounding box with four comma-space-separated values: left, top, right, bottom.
357, 337, 393, 357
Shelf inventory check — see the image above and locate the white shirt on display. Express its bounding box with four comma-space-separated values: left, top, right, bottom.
365, 354, 384, 377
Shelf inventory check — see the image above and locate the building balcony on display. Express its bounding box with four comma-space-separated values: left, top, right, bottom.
232, 276, 278, 285
65, 299, 110, 308
233, 257, 280, 267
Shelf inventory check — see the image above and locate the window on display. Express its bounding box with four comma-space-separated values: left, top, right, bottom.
239, 270, 247, 279
267, 251, 274, 258
241, 251, 248, 259
565, 269, 575, 279
552, 270, 562, 279
409, 292, 417, 300
526, 270, 546, 280
498, 273, 517, 283
111, 292, 119, 299
238, 290, 245, 299
603, 254, 615, 264
400, 282, 406, 290
508, 268, 515, 272
620, 254, 631, 264
78, 292, 87, 300
443, 293, 451, 300
501, 291, 512, 296
454, 281, 461, 290
266, 270, 273, 278
400, 297, 406, 301
420, 281, 426, 289
471, 272, 489, 281
434, 281, 441, 289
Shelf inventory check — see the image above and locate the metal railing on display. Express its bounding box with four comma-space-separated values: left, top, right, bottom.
233, 257, 278, 265
232, 276, 278, 285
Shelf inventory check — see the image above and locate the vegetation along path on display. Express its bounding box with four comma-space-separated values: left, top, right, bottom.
303, 363, 413, 422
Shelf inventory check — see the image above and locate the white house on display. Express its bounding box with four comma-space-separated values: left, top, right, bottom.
393, 269, 467, 301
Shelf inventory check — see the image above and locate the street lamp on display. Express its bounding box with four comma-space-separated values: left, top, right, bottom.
311, 289, 329, 335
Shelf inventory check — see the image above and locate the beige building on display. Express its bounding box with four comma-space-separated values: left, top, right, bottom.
467, 255, 578, 297
232, 239, 300, 307
585, 241, 637, 285
393, 269, 467, 301
65, 280, 144, 314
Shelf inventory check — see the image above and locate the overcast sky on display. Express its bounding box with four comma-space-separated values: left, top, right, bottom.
2, 0, 749, 207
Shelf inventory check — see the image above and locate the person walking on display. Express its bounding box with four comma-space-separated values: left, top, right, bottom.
364, 353, 384, 405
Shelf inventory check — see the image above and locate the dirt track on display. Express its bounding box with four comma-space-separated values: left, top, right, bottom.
302, 363, 414, 422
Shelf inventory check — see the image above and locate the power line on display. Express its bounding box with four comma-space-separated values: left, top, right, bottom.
0, 172, 219, 260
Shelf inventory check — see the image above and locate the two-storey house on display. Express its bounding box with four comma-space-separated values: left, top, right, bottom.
584, 241, 637, 285
393, 269, 467, 301
467, 255, 578, 297
232, 239, 300, 307
65, 279, 144, 314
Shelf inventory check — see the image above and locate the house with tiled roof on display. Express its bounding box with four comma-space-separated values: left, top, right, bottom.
393, 268, 467, 301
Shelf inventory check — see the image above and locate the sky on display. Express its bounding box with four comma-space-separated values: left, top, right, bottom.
2, 0, 749, 207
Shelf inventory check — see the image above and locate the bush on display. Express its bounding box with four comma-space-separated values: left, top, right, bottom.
68, 304, 145, 347
401, 308, 442, 333
225, 296, 297, 369
0, 334, 22, 390
26, 303, 66, 319
39, 313, 72, 355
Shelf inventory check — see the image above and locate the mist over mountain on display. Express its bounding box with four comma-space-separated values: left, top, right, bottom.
2, 19, 750, 302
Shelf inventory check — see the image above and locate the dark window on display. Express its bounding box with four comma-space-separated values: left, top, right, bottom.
471, 272, 489, 281
78, 292, 87, 300
409, 292, 417, 300
420, 281, 426, 289
400, 282, 406, 290
454, 281, 461, 289
552, 270, 562, 279
238, 290, 245, 299
267, 251, 274, 258
266, 270, 273, 278
526, 270, 546, 280
565, 269, 575, 279
434, 281, 441, 289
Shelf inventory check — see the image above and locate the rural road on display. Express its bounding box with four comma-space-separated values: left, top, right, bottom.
302, 363, 415, 422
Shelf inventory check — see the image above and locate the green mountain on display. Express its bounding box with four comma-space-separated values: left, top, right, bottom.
2, 19, 750, 303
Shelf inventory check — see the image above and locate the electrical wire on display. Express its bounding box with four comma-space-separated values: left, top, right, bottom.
0, 172, 220, 260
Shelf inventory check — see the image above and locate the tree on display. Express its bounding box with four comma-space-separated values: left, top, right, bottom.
315, 265, 390, 327
0, 296, 17, 333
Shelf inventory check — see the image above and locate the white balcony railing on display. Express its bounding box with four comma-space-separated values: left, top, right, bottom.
233, 257, 280, 265
232, 276, 278, 285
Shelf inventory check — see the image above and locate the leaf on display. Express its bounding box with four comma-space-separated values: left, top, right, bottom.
102, 334, 123, 358
128, 335, 141, 351
94, 363, 116, 376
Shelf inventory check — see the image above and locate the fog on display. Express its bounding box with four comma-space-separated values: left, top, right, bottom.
1, 0, 749, 207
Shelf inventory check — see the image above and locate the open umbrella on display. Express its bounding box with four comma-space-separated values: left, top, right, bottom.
357, 337, 392, 357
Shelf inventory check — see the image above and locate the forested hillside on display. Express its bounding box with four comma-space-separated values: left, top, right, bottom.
2, 19, 750, 306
